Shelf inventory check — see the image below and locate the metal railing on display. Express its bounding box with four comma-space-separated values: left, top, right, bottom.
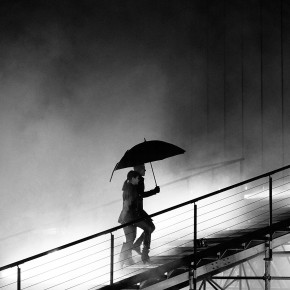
1, 164, 290, 289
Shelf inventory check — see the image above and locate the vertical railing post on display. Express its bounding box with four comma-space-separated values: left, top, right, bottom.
17, 266, 21, 290
264, 176, 273, 290
239, 264, 242, 290
194, 203, 197, 290
269, 176, 273, 233
110, 233, 114, 286
190, 203, 197, 290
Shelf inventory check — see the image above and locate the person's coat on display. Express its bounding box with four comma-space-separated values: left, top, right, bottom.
135, 175, 156, 219
118, 181, 140, 224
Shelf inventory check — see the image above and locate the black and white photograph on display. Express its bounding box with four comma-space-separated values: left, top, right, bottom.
1, 0, 290, 289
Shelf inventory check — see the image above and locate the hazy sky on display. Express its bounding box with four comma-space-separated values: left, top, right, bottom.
0, 0, 202, 263
1, 0, 289, 266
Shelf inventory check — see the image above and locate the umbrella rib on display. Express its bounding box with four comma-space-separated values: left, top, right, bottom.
109, 162, 119, 182
110, 140, 185, 181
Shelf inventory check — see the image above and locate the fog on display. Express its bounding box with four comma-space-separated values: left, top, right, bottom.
0, 0, 198, 264
0, 0, 289, 266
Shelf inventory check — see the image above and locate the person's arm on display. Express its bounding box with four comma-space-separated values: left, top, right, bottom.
141, 186, 160, 198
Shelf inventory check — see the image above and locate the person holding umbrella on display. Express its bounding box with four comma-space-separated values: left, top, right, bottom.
118, 168, 159, 265
111, 139, 185, 264
132, 163, 160, 263
118, 170, 140, 268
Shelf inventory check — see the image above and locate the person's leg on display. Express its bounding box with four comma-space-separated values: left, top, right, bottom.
145, 219, 155, 247
136, 220, 154, 263
119, 225, 136, 267
133, 219, 155, 254
132, 232, 144, 255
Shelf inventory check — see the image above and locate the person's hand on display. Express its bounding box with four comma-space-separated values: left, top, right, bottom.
154, 186, 160, 194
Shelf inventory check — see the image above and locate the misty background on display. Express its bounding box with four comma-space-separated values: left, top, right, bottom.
1, 0, 290, 266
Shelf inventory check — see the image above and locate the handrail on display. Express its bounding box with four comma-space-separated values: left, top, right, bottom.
1, 164, 290, 273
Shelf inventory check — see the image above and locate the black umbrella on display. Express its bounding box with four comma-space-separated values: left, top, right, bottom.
110, 139, 185, 185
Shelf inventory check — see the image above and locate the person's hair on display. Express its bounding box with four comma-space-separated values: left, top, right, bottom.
127, 170, 139, 181
133, 164, 145, 171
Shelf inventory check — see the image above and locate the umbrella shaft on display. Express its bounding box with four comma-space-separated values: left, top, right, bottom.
149, 161, 157, 187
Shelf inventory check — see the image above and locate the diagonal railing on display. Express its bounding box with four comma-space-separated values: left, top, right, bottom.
1, 164, 290, 289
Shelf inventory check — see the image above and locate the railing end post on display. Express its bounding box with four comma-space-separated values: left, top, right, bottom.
110, 233, 114, 286
17, 265, 21, 290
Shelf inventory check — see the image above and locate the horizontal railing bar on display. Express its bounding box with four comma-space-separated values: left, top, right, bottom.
1, 164, 290, 272
193, 164, 290, 203
213, 276, 290, 280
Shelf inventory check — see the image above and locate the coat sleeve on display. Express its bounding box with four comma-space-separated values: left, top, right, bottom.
138, 179, 156, 198
141, 189, 156, 198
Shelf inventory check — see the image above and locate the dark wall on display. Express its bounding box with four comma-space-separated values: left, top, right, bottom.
188, 0, 290, 178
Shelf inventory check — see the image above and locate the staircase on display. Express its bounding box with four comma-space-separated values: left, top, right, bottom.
104, 218, 290, 289
1, 165, 290, 290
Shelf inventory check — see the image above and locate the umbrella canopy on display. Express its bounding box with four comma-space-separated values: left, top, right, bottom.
110, 140, 185, 182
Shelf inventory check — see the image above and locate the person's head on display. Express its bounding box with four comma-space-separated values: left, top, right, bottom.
127, 170, 140, 185
133, 164, 146, 176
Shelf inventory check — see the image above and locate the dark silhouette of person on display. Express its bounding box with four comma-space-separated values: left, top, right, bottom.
118, 170, 140, 267
132, 164, 160, 263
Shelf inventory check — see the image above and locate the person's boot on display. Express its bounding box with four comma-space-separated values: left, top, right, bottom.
119, 243, 127, 269
132, 232, 144, 255
119, 243, 134, 268
124, 251, 134, 267
141, 247, 150, 264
